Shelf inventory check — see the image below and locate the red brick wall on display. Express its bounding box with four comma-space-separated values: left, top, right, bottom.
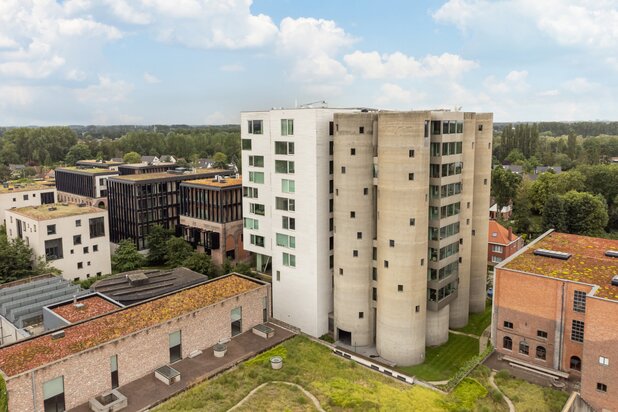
6, 284, 269, 412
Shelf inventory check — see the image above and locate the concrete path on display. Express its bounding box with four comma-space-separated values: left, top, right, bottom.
489, 370, 515, 412
479, 325, 491, 353
449, 329, 481, 339
228, 381, 325, 412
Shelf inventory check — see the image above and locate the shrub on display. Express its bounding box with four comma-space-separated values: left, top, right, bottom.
319, 333, 335, 343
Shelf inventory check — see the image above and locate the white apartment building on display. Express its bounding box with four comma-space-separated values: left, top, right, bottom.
5, 203, 112, 281
241, 107, 358, 337
0, 183, 57, 227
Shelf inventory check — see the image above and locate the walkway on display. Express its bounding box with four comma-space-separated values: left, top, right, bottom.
489, 370, 516, 412
68, 323, 295, 412
228, 381, 325, 412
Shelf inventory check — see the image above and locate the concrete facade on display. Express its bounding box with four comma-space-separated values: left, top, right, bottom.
0, 183, 56, 227
5, 204, 111, 281
333, 110, 493, 365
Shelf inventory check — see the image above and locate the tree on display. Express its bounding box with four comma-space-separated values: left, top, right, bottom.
221, 259, 234, 276
562, 191, 608, 236
0, 165, 11, 182
183, 252, 216, 277
146, 225, 172, 265
112, 240, 145, 272
567, 131, 578, 160
0, 229, 56, 283
123, 151, 142, 164
491, 167, 522, 212
512, 180, 534, 236
165, 237, 193, 267
212, 152, 228, 169
65, 143, 93, 165
542, 194, 566, 232
505, 149, 525, 164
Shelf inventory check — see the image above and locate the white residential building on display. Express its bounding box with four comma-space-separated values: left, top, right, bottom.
5, 203, 112, 281
241, 107, 358, 337
0, 182, 57, 227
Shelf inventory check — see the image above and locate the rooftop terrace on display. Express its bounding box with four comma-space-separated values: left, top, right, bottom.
50, 296, 120, 323
9, 203, 104, 220
504, 231, 618, 300
0, 182, 55, 194
0, 274, 261, 377
183, 176, 242, 189
111, 168, 229, 182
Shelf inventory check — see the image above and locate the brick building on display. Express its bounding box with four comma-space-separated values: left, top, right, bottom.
179, 176, 249, 265
487, 219, 524, 266
0, 274, 270, 412
492, 231, 618, 412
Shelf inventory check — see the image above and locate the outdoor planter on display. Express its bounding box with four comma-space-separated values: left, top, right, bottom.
89, 389, 127, 412
213, 343, 227, 358
270, 356, 283, 370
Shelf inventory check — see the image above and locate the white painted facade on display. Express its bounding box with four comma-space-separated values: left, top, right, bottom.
241, 108, 357, 337
5, 205, 112, 281
0, 186, 57, 227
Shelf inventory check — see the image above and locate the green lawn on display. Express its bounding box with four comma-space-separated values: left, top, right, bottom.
494, 370, 569, 412
397, 333, 480, 382
453, 300, 493, 336
154, 335, 495, 411
234, 383, 318, 412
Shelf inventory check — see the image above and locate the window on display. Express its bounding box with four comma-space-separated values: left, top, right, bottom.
350, 211, 356, 218
599, 356, 609, 366
275, 141, 295, 155
83, 246, 89, 254
169, 331, 182, 363
250, 234, 265, 247
364, 187, 368, 195
571, 320, 584, 342
89, 217, 105, 238
248, 155, 264, 167
410, 218, 415, 226
45, 238, 63, 261
341, 166, 346, 174
536, 346, 546, 360
73, 235, 82, 245
75, 219, 81, 227
329, 121, 334, 136
276, 233, 296, 249
283, 252, 296, 267
275, 197, 295, 212
329, 140, 334, 154
570, 356, 581, 371
282, 216, 295, 230
249, 171, 264, 183
243, 187, 259, 198
231, 307, 242, 336
250, 202, 266, 215
478, 124, 483, 131
503, 336, 513, 350
23, 194, 28, 200
243, 218, 259, 230
359, 126, 364, 134
78, 262, 83, 269
492, 245, 504, 253
281, 119, 294, 136
409, 149, 415, 157
247, 119, 263, 134
275, 160, 295, 174
43, 376, 65, 412
93, 245, 98, 252
430, 143, 441, 156
339, 268, 343, 275
537, 330, 548, 339
573, 290, 586, 313
519, 341, 529, 355
596, 383, 607, 392
492, 256, 503, 263
241, 139, 252, 150
47, 224, 56, 235
351, 148, 356, 155
359, 312, 364, 319
281, 179, 295, 193
384, 260, 389, 268
276, 271, 280, 281
357, 232, 362, 239
372, 268, 377, 281
263, 296, 268, 322
110, 355, 119, 389
372, 287, 377, 301
408, 173, 414, 181
441, 162, 463, 177
440, 202, 461, 218
504, 321, 513, 329
352, 250, 358, 257
389, 239, 395, 247
398, 285, 403, 292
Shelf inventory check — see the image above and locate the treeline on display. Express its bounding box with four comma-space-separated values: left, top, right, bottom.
0, 126, 241, 168
495, 121, 618, 137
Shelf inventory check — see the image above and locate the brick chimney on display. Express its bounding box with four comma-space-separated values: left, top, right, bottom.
508, 226, 513, 241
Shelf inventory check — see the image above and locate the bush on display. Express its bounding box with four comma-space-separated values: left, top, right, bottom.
320, 334, 335, 343
445, 344, 494, 391
0, 374, 7, 412
495, 369, 511, 380
490, 388, 503, 402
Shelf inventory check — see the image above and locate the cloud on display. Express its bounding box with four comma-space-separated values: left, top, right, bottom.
75, 75, 134, 103
537, 89, 560, 97
483, 70, 528, 93
143, 72, 161, 83
344, 51, 478, 79
0, 85, 35, 108
206, 111, 229, 124
220, 64, 245, 72
375, 83, 421, 106
562, 77, 597, 93
66, 69, 87, 81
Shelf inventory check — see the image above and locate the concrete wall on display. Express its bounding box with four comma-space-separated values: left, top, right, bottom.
0, 188, 57, 227
57, 191, 108, 209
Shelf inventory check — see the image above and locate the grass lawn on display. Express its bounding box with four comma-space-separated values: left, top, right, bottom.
154, 335, 495, 411
234, 383, 318, 412
397, 333, 480, 382
494, 370, 569, 412
453, 300, 493, 336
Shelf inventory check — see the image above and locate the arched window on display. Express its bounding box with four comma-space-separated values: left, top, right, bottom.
570, 356, 582, 371
519, 341, 529, 355
503, 336, 513, 350
536, 346, 546, 360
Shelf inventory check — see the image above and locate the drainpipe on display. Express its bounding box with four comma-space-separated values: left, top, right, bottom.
31, 370, 36, 412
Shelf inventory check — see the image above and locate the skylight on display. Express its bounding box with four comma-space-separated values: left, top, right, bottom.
533, 249, 572, 260
605, 250, 618, 258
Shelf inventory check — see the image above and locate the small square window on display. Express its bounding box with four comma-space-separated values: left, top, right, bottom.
350, 211, 356, 218
478, 124, 483, 131
408, 173, 414, 181
410, 218, 415, 226
384, 260, 389, 268
537, 330, 548, 339
596, 383, 607, 392
276, 271, 281, 281
389, 239, 395, 247
339, 268, 343, 275
353, 250, 358, 257
351, 148, 356, 155
341, 166, 346, 174
75, 219, 81, 227
415, 305, 420, 313
359, 126, 364, 134
599, 356, 609, 366
357, 232, 362, 239
97, 272, 102, 276
83, 246, 89, 254
77, 262, 83, 269
398, 285, 403, 292
363, 187, 368, 195
504, 321, 513, 329
359, 311, 364, 319
409, 149, 415, 158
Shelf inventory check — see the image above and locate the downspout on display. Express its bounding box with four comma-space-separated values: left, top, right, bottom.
31, 370, 36, 412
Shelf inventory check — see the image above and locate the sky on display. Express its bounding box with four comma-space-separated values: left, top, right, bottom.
1, 0, 617, 125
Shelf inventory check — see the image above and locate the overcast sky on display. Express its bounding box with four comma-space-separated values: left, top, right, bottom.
1, 0, 617, 125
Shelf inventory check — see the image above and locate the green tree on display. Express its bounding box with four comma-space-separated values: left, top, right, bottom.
212, 152, 228, 169
567, 131, 578, 160
123, 151, 142, 164
512, 180, 534, 235
221, 259, 234, 276
0, 165, 11, 182
165, 237, 193, 267
183, 252, 216, 277
562, 191, 609, 235
65, 143, 93, 165
0, 230, 56, 283
146, 225, 172, 265
505, 148, 525, 164
112, 240, 145, 272
541, 194, 566, 232
491, 167, 522, 212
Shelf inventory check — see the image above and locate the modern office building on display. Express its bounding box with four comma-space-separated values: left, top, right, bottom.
493, 231, 618, 412
107, 168, 232, 249
179, 176, 249, 265
5, 203, 111, 281
76, 159, 124, 171
0, 182, 56, 226
117, 162, 177, 176
55, 167, 119, 208
333, 110, 492, 365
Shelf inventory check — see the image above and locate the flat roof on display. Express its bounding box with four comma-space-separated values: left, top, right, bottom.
9, 203, 104, 221
50, 296, 120, 323
76, 159, 124, 166
0, 274, 262, 377
110, 168, 230, 182
182, 176, 242, 189
504, 232, 618, 300
0, 182, 55, 194
118, 162, 176, 169
56, 167, 119, 176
